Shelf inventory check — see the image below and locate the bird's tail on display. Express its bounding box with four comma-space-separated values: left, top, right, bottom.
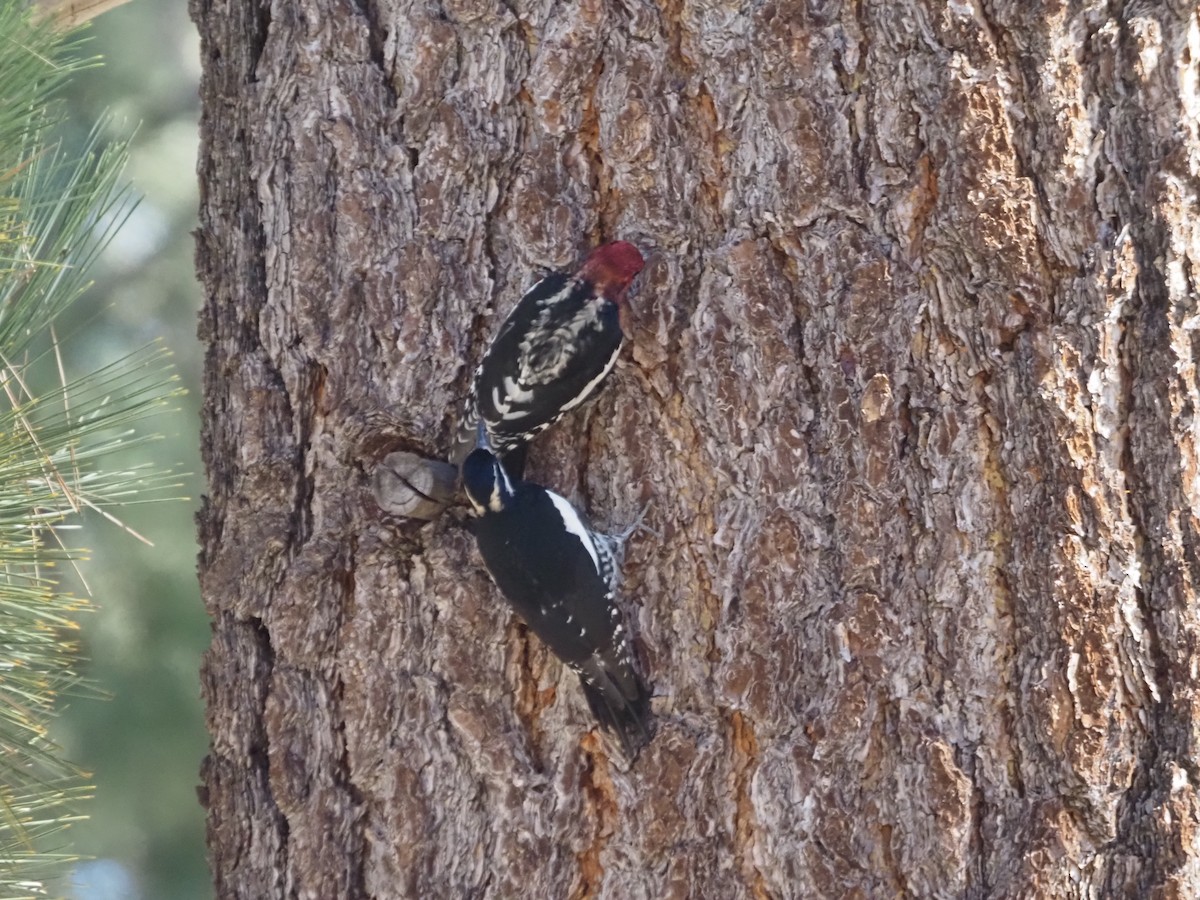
576, 659, 652, 761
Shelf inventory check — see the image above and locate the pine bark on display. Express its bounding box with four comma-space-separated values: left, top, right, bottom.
192, 1, 1200, 897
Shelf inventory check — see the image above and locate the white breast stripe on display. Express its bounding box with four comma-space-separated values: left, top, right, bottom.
490, 386, 511, 414
547, 491, 600, 571
561, 341, 621, 412
497, 459, 514, 496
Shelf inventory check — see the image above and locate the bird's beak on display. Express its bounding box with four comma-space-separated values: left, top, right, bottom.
475, 420, 491, 450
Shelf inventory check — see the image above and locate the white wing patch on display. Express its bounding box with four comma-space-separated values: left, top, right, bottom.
547, 491, 600, 571
518, 294, 608, 386
560, 342, 621, 412
502, 375, 535, 403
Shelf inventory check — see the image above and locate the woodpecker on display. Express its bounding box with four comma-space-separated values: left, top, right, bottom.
461, 446, 652, 759
463, 241, 645, 476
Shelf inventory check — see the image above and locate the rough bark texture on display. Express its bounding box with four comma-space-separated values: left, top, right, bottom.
192, 1, 1200, 897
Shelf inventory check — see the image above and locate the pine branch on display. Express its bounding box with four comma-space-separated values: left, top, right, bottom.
0, 2, 184, 893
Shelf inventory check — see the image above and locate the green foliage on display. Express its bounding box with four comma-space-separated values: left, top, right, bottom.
0, 4, 183, 897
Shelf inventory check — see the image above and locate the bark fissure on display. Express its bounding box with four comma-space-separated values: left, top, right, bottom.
729, 710, 769, 900
1079, 5, 1200, 893
571, 736, 618, 900
578, 56, 614, 242
507, 620, 552, 770
352, 0, 391, 94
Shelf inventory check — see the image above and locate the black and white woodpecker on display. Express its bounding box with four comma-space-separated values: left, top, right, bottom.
462, 242, 645, 476
460, 445, 652, 759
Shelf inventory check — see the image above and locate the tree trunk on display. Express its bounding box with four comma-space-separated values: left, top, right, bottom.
191, 1, 1200, 897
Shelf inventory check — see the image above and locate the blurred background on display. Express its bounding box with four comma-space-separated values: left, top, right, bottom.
49, 3, 211, 899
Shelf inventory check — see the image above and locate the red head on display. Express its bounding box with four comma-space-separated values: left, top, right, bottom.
578, 241, 645, 302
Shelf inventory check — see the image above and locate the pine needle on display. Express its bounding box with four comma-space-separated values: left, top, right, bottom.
0, 3, 183, 893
